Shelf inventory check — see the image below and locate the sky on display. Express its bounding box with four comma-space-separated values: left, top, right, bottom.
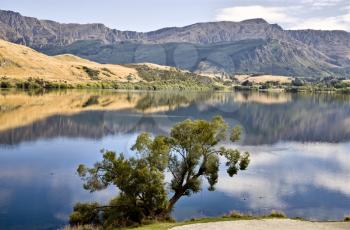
0, 0, 349, 32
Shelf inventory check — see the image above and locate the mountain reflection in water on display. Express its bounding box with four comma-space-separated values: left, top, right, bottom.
1, 90, 350, 145
0, 89, 350, 230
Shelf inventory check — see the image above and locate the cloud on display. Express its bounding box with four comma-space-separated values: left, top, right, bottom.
215, 5, 297, 24
302, 0, 343, 8
215, 4, 350, 31
215, 142, 350, 211
291, 13, 350, 31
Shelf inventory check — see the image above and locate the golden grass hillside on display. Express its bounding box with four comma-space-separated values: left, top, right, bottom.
0, 39, 143, 83
0, 90, 208, 131
234, 74, 294, 84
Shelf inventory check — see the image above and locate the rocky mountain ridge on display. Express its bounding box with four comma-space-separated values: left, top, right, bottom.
0, 9, 350, 78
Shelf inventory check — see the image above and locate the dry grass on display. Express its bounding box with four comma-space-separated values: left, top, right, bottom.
0, 90, 194, 131
234, 74, 293, 84
0, 39, 142, 83
0, 91, 142, 131
134, 63, 175, 71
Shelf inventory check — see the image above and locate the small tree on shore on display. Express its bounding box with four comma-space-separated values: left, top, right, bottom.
74, 116, 250, 227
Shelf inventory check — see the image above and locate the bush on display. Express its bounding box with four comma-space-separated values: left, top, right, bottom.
82, 66, 100, 80
226, 211, 244, 218
69, 203, 101, 226
267, 210, 287, 218
0, 80, 13, 88
103, 195, 147, 227
344, 216, 350, 222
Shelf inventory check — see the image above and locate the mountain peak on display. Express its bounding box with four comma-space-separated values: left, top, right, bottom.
241, 18, 268, 24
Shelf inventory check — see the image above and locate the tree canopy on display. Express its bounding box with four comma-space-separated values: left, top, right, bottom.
73, 116, 250, 228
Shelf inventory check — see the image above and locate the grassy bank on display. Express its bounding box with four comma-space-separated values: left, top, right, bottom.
62, 211, 286, 230
63, 211, 349, 230
0, 77, 216, 91
233, 81, 350, 94
0, 65, 225, 91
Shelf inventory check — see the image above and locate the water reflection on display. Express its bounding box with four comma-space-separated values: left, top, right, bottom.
0, 90, 350, 229
1, 90, 350, 146
216, 142, 350, 219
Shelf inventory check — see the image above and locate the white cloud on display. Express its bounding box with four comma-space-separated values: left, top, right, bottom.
302, 0, 343, 8
292, 13, 350, 31
215, 4, 350, 31
215, 142, 350, 210
215, 5, 298, 24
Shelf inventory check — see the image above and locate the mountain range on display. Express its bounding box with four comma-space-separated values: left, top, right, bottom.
1, 9, 350, 78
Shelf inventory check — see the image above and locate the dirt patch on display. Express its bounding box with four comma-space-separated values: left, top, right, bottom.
171, 219, 350, 230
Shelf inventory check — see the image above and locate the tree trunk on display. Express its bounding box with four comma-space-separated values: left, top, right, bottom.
167, 191, 183, 212
159, 191, 184, 218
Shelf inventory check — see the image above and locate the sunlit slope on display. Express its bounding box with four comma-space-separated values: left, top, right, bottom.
0, 39, 141, 83
234, 74, 293, 84
0, 90, 209, 131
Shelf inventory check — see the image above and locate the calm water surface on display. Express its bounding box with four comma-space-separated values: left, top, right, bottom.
0, 90, 350, 229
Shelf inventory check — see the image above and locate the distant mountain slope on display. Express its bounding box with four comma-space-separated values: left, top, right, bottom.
41, 39, 344, 77
287, 30, 350, 62
0, 9, 350, 78
0, 10, 288, 47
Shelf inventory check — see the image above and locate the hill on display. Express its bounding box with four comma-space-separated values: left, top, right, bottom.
0, 9, 350, 78
0, 39, 141, 83
0, 39, 213, 90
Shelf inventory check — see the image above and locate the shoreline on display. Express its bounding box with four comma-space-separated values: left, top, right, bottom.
63, 213, 350, 230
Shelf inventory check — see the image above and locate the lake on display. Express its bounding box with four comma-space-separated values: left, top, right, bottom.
0, 89, 350, 229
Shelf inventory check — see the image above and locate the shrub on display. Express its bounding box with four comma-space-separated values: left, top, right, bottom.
0, 80, 13, 88
344, 216, 350, 222
69, 203, 101, 226
101, 68, 114, 75
226, 211, 244, 218
267, 210, 287, 218
82, 66, 100, 80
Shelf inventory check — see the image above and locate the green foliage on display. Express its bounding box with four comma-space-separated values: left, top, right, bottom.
76, 149, 168, 228
225, 211, 244, 219
0, 77, 74, 89
127, 74, 135, 82
82, 66, 100, 80
167, 116, 249, 196
0, 77, 216, 91
101, 67, 114, 75
230, 126, 242, 142
69, 203, 101, 226
267, 210, 287, 218
132, 65, 213, 90
344, 216, 350, 222
0, 78, 13, 88
74, 116, 250, 228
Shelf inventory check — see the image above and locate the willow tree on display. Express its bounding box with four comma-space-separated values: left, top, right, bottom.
75, 116, 250, 226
